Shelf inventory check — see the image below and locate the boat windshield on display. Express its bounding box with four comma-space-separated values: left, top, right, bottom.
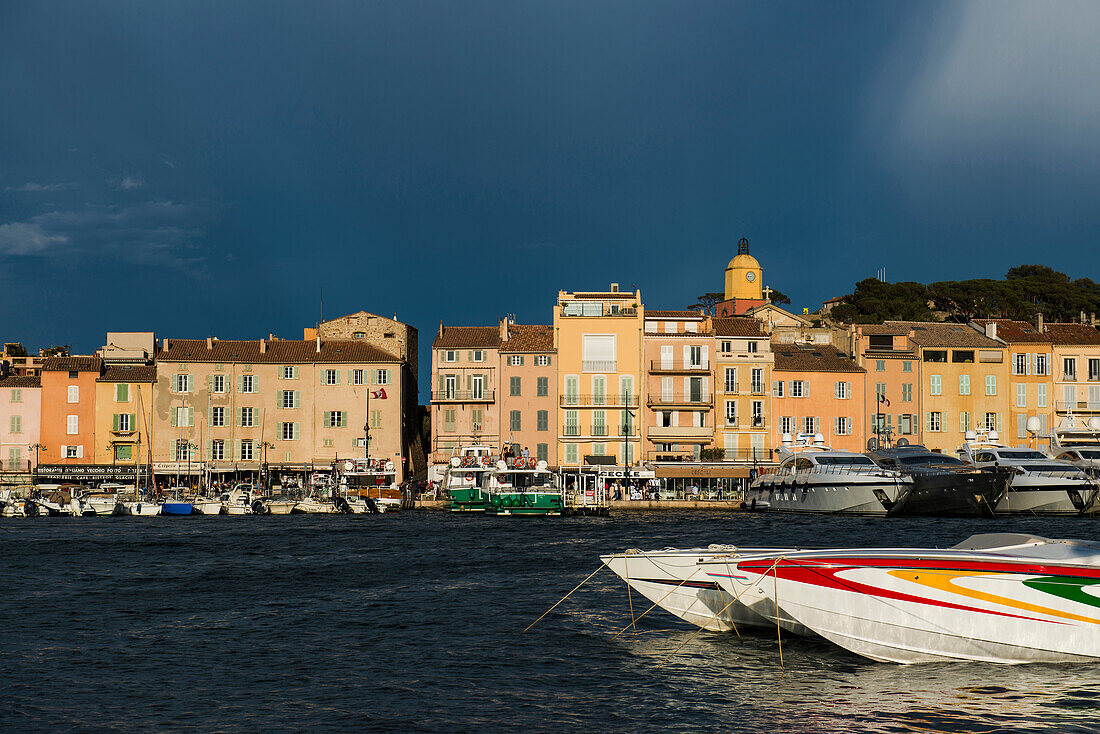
815, 456, 874, 466
997, 450, 1048, 459
897, 454, 967, 466
497, 472, 554, 489
1077, 449, 1100, 460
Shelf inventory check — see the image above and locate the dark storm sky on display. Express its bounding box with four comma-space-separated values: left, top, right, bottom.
2, 1, 1099, 388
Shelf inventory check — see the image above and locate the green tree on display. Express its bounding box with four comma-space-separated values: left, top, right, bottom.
687, 292, 724, 315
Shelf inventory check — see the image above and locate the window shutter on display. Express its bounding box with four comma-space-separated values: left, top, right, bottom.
371, 370, 378, 385
701, 345, 709, 368
324, 411, 331, 426
467, 350, 473, 361
76, 445, 84, 458
188, 407, 195, 426
206, 441, 213, 460
385, 369, 392, 384
236, 408, 243, 427
338, 413, 346, 428
130, 413, 137, 430
237, 375, 243, 392
683, 345, 690, 366
293, 422, 300, 440
171, 408, 178, 427
294, 390, 300, 407
348, 369, 354, 384
438, 374, 444, 392
466, 374, 472, 391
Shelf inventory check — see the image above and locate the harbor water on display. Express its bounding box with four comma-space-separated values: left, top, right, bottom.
4, 511, 1100, 733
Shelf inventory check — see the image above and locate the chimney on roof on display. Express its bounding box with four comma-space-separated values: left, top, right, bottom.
438, 321, 444, 339
610, 283, 619, 292
1036, 312, 1044, 333
316, 336, 321, 353
207, 336, 213, 350
259, 338, 266, 354
499, 318, 509, 342
163, 338, 169, 350
984, 322, 997, 340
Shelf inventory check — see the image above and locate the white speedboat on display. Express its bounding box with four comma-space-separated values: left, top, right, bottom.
291, 496, 336, 514
29, 485, 80, 516
1052, 414, 1100, 479
957, 430, 1099, 515
81, 492, 120, 516
120, 499, 161, 516
745, 433, 908, 514
191, 496, 223, 515
259, 497, 297, 515
700, 533, 1100, 664
219, 484, 255, 515
601, 546, 797, 632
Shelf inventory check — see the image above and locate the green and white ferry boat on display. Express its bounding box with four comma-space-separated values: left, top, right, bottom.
484, 458, 564, 516
443, 445, 495, 512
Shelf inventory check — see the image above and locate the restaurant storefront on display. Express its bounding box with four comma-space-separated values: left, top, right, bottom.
648, 463, 770, 501
34, 464, 151, 486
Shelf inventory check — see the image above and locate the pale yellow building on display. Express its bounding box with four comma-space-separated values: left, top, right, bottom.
554, 285, 643, 468
712, 317, 772, 461
93, 365, 156, 471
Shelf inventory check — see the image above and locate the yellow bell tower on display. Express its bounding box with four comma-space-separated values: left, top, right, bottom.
724, 237, 763, 301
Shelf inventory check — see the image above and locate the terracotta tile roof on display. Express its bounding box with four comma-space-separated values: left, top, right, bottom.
159, 339, 400, 364
97, 365, 158, 382
772, 344, 864, 373
971, 319, 1050, 343
500, 325, 554, 353
42, 356, 103, 372
713, 317, 768, 338
1044, 323, 1100, 345
432, 326, 501, 349
0, 375, 41, 388
884, 321, 1003, 348
645, 310, 706, 319
857, 324, 911, 336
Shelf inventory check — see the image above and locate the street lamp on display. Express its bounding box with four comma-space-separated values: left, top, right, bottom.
28, 443, 42, 484
621, 408, 636, 500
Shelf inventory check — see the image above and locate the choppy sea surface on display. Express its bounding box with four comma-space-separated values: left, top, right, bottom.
4, 511, 1100, 733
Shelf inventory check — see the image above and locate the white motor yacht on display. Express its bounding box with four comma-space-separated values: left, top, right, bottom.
957, 430, 1099, 515
745, 433, 908, 514
1051, 414, 1100, 479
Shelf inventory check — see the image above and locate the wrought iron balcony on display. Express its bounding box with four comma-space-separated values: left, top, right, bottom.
649, 359, 710, 373
647, 393, 712, 407
560, 394, 640, 407
431, 390, 495, 402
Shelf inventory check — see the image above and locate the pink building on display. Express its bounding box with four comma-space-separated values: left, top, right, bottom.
0, 375, 42, 478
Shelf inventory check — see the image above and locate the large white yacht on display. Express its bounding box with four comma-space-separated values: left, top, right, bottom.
1051, 414, 1100, 479
957, 429, 1099, 515
744, 433, 909, 514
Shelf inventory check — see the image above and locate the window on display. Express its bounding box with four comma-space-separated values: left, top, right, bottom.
874, 382, 886, 401
211, 440, 225, 460
327, 410, 345, 428
8, 447, 21, 470
803, 417, 818, 435
174, 407, 193, 427
68, 370, 79, 379
565, 443, 578, 463
689, 345, 703, 368
790, 381, 805, 398
115, 383, 129, 402
685, 322, 698, 333
173, 374, 192, 393
280, 390, 299, 409
1016, 383, 1027, 408
1035, 354, 1049, 376
564, 376, 579, 405
928, 411, 942, 432
213, 374, 226, 393
324, 369, 338, 385
240, 407, 254, 428
443, 409, 456, 432
720, 340, 732, 353
985, 412, 998, 431
835, 382, 851, 399
958, 375, 970, 395
1090, 359, 1100, 381
175, 439, 191, 461
960, 412, 970, 432
985, 375, 997, 396
752, 400, 763, 427
510, 376, 521, 397
65, 445, 80, 458
370, 410, 383, 429
10, 389, 22, 403
67, 415, 78, 434
1064, 358, 1077, 380
592, 375, 606, 405
772, 380, 784, 398
564, 410, 579, 436
876, 360, 885, 372
537, 443, 548, 462
1038, 383, 1048, 408
116, 413, 132, 432
471, 375, 484, 400
725, 368, 737, 393
240, 439, 253, 461
780, 416, 794, 434
283, 366, 296, 380
536, 355, 551, 366
725, 400, 736, 425
68, 385, 79, 403
750, 368, 764, 394
536, 377, 548, 397
510, 410, 521, 432
537, 410, 548, 431
902, 361, 912, 373
592, 410, 606, 436
952, 350, 975, 364
899, 414, 912, 435
471, 409, 483, 431
211, 407, 225, 427
280, 422, 297, 440
924, 350, 947, 363
1014, 354, 1028, 375
581, 334, 616, 372
835, 417, 852, 435
445, 350, 456, 362
240, 375, 255, 393
902, 383, 913, 402
747, 341, 758, 353
508, 355, 523, 366
10, 415, 21, 434
472, 350, 484, 362
376, 369, 390, 385
621, 409, 634, 436
930, 375, 942, 395
352, 369, 365, 385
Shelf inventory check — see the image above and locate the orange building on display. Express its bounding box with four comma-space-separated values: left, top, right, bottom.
854, 324, 921, 445
770, 343, 866, 452
972, 319, 1054, 445
499, 321, 558, 465
39, 356, 102, 466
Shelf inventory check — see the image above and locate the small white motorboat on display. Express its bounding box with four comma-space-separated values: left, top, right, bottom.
0, 489, 29, 517
191, 496, 223, 515
292, 496, 336, 514
220, 484, 255, 515
260, 497, 297, 515
120, 499, 161, 516
81, 492, 120, 516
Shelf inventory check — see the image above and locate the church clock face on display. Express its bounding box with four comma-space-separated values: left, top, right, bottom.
745, 271, 756, 282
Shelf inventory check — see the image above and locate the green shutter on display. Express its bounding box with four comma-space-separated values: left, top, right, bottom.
348, 369, 354, 384
294, 390, 300, 407
293, 422, 300, 440
236, 408, 243, 427
171, 409, 178, 427
324, 411, 331, 427
113, 414, 120, 431
385, 369, 392, 385
371, 369, 377, 385
237, 375, 243, 392
130, 413, 137, 431
187, 407, 194, 426
339, 412, 346, 427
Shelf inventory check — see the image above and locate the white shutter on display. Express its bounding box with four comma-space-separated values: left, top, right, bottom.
661, 345, 673, 369
682, 345, 690, 368
701, 345, 709, 369
672, 411, 679, 427
76, 445, 84, 458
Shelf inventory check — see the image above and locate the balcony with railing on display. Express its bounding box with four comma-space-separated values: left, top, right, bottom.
718, 447, 774, 462
582, 360, 617, 372
647, 393, 712, 407
647, 424, 713, 441
649, 359, 710, 373
560, 424, 638, 439
432, 390, 496, 403
1057, 400, 1100, 412
560, 394, 640, 407
560, 305, 638, 318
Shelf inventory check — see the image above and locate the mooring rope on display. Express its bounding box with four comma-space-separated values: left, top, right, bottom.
611, 566, 702, 640
522, 563, 607, 634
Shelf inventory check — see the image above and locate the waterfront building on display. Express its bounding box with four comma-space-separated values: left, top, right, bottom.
498, 320, 557, 465
1045, 321, 1100, 425
642, 310, 714, 461
853, 324, 921, 447
971, 319, 1055, 446
429, 325, 502, 465
92, 365, 156, 470
153, 337, 407, 486
554, 285, 643, 469
770, 343, 866, 452
0, 374, 41, 484
712, 317, 773, 462
39, 356, 102, 467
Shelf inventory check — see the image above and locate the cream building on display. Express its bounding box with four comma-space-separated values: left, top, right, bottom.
642, 310, 714, 461
430, 325, 502, 463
